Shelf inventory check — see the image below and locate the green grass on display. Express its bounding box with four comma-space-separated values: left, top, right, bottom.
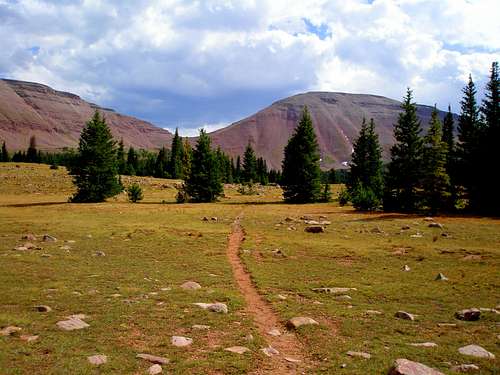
0, 163, 498, 374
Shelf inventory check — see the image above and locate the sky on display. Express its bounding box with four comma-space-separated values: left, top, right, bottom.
1, 0, 499, 136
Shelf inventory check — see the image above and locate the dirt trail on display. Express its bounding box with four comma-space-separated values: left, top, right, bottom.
226, 216, 312, 374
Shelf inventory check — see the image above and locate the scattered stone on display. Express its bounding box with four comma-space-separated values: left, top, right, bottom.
437, 323, 457, 327
267, 328, 281, 336
346, 351, 371, 359
261, 346, 279, 357
211, 217, 218, 221
193, 302, 228, 313
455, 308, 480, 321
285, 357, 301, 364
409, 342, 438, 348
479, 307, 499, 314
319, 220, 331, 225
277, 294, 287, 300
192, 324, 210, 330
0, 326, 22, 336
371, 227, 384, 234
180, 281, 202, 290
300, 215, 313, 220
304, 220, 320, 225
305, 226, 325, 233
136, 354, 170, 365
402, 264, 411, 272
450, 364, 480, 373
284, 217, 295, 222
20, 334, 39, 342
171, 336, 193, 347
225, 346, 250, 354
87, 355, 107, 365
336, 295, 352, 301
423, 217, 435, 222
389, 358, 444, 375
42, 234, 57, 242
147, 364, 163, 374
401, 225, 411, 230
22, 234, 37, 241
312, 287, 356, 294
56, 316, 89, 331
428, 223, 444, 229
41, 253, 52, 258
202, 217, 209, 221
60, 245, 71, 250
395, 311, 415, 321
272, 248, 285, 256
34, 305, 52, 312
435, 273, 448, 281
286, 316, 319, 329
341, 363, 347, 368
94, 250, 106, 257
366, 310, 383, 315
458, 345, 495, 359
410, 233, 423, 238
14, 245, 29, 251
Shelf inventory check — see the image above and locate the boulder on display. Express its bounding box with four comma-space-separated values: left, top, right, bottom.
56, 317, 89, 331
171, 336, 193, 347
455, 308, 480, 321
389, 358, 444, 375
428, 223, 444, 229
193, 302, 228, 314
147, 364, 163, 374
395, 311, 415, 321
225, 346, 250, 354
286, 316, 319, 329
87, 355, 107, 365
458, 344, 495, 359
180, 281, 201, 290
305, 226, 325, 233
42, 234, 57, 242
34, 305, 52, 312
136, 354, 170, 365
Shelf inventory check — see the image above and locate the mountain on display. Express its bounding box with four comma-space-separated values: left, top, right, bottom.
209, 92, 451, 170
0, 79, 172, 151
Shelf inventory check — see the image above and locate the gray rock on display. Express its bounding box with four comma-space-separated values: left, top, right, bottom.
455, 308, 480, 321
346, 351, 371, 359
261, 346, 279, 357
193, 302, 228, 314
458, 344, 495, 359
192, 324, 210, 330
22, 234, 37, 241
286, 316, 319, 329
87, 354, 107, 365
56, 317, 89, 331
395, 311, 415, 320
450, 364, 480, 373
284, 357, 301, 363
435, 273, 448, 281
147, 364, 163, 374
267, 328, 281, 336
389, 358, 444, 375
305, 226, 325, 233
225, 346, 250, 354
94, 250, 106, 257
34, 305, 52, 312
366, 310, 383, 315
336, 295, 352, 301
304, 220, 320, 225
409, 342, 438, 348
0, 326, 22, 336
43, 234, 57, 242
402, 265, 411, 271
428, 223, 444, 229
171, 336, 192, 347
136, 354, 170, 365
312, 287, 356, 294
20, 334, 39, 342
180, 281, 201, 290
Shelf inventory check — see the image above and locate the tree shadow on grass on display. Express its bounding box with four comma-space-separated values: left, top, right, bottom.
0, 201, 69, 208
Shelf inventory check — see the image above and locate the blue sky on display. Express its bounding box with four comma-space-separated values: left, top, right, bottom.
1, 0, 499, 135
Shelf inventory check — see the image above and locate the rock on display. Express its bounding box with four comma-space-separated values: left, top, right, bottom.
371, 227, 384, 234
0, 326, 22, 336
409, 342, 438, 348
180, 281, 202, 290
312, 287, 356, 294
401, 225, 411, 230
458, 344, 495, 359
284, 217, 295, 222
202, 216, 209, 221
319, 220, 331, 225
402, 265, 411, 271
395, 311, 415, 321
193, 302, 228, 314
410, 233, 423, 238
277, 294, 287, 300
94, 250, 106, 257
267, 328, 281, 336
34, 305, 52, 312
87, 355, 107, 365
13, 245, 29, 251
22, 234, 37, 241
428, 222, 444, 229
336, 295, 352, 301
346, 351, 371, 359
211, 217, 218, 221
389, 358, 444, 375
261, 346, 279, 357
192, 324, 210, 330
56, 317, 89, 331
225, 346, 250, 354
437, 323, 457, 327
43, 234, 57, 242
300, 215, 313, 220
171, 336, 193, 347
366, 310, 383, 315
455, 308, 480, 321
341, 363, 347, 368
479, 307, 499, 314
304, 220, 320, 225
286, 316, 319, 329
20, 334, 39, 342
305, 226, 325, 233
147, 364, 163, 374
423, 217, 435, 222
450, 364, 480, 373
284, 357, 301, 363
136, 354, 170, 365
435, 273, 448, 281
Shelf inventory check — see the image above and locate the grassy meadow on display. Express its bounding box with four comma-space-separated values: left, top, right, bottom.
0, 163, 498, 374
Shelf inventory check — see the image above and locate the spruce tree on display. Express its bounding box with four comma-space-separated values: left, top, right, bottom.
1, 141, 7, 162
456, 75, 482, 210
184, 129, 222, 202
154, 146, 170, 178
281, 106, 322, 203
26, 135, 38, 163
348, 118, 384, 210
169, 128, 184, 179
256, 157, 269, 185
422, 108, 451, 214
116, 139, 126, 174
181, 138, 192, 179
442, 105, 456, 209
234, 155, 242, 183
242, 142, 258, 183
69, 111, 122, 202
126, 147, 138, 175
385, 89, 424, 211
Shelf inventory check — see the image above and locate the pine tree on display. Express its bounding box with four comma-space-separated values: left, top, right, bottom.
479, 61, 500, 213
1, 141, 8, 162
456, 75, 482, 210
126, 147, 138, 175
242, 142, 258, 183
234, 155, 242, 183
169, 128, 184, 179
181, 138, 192, 179
422, 108, 451, 214
442, 105, 457, 209
256, 157, 268, 185
281, 106, 322, 203
116, 139, 126, 174
184, 129, 223, 202
348, 118, 384, 210
69, 111, 122, 202
154, 146, 170, 178
26, 135, 38, 163
385, 89, 424, 211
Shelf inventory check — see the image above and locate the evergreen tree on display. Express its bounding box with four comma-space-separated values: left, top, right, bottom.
69, 111, 121, 202
281, 106, 322, 203
442, 105, 457, 209
154, 146, 170, 178
456, 75, 482, 210
234, 155, 242, 183
242, 142, 258, 183
116, 139, 126, 174
181, 138, 192, 179
479, 61, 500, 213
26, 135, 38, 163
183, 129, 223, 202
385, 89, 424, 211
1, 141, 8, 162
422, 108, 451, 214
348, 118, 384, 209
256, 157, 269, 185
169, 128, 184, 179
126, 147, 138, 175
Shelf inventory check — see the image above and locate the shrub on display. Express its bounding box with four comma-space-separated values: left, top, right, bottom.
319, 183, 332, 202
237, 182, 258, 195
126, 183, 143, 203
351, 185, 380, 211
338, 188, 350, 206
176, 184, 190, 203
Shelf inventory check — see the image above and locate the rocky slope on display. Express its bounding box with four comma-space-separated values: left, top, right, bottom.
0, 79, 172, 151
